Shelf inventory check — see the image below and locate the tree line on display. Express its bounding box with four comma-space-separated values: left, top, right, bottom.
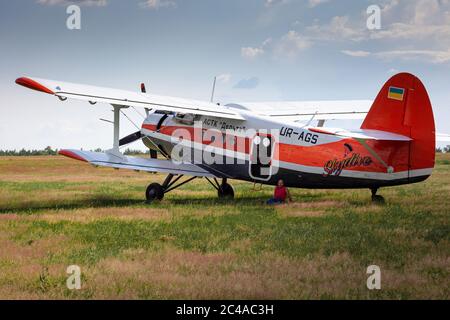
0, 147, 149, 156
1, 146, 449, 156
436, 145, 450, 153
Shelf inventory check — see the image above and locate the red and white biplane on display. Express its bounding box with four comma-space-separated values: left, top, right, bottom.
16, 73, 449, 202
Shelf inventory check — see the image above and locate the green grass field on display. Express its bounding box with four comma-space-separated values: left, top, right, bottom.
0, 155, 449, 299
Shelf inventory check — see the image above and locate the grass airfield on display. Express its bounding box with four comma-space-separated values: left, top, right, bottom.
0, 155, 448, 299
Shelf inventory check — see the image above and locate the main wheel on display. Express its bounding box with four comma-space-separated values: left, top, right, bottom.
146, 183, 164, 202
218, 183, 234, 199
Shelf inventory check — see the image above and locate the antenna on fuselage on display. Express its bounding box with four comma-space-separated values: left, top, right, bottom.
210, 76, 217, 103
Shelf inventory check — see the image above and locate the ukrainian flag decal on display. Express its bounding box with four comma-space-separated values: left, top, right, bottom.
388, 86, 405, 101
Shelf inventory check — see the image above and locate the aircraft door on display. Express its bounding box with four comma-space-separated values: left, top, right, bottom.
249, 133, 274, 181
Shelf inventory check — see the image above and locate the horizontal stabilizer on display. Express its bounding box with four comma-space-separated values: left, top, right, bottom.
308, 127, 413, 141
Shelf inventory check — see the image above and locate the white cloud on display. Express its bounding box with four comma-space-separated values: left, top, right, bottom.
37, 0, 107, 6
264, 0, 289, 7
248, 0, 450, 64
262, 38, 273, 47
306, 15, 365, 42
341, 50, 371, 57
312, 0, 450, 64
387, 68, 400, 74
380, 0, 448, 26
274, 30, 311, 58
265, 0, 331, 8
343, 49, 450, 64
241, 31, 310, 61
216, 74, 232, 84
305, 1, 450, 41
38, 0, 178, 9
240, 38, 272, 61
241, 47, 265, 60
371, 0, 450, 42
370, 23, 450, 41
140, 0, 176, 9
375, 50, 450, 64
233, 77, 259, 89
308, 0, 330, 8
366, 0, 450, 64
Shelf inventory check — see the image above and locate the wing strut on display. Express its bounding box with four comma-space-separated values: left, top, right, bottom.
108, 104, 128, 157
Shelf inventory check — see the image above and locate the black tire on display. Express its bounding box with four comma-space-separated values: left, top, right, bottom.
146, 183, 164, 202
372, 195, 385, 204
218, 183, 234, 199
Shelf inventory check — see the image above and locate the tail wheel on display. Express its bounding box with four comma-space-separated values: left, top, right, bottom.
372, 195, 385, 204
218, 183, 234, 199
371, 188, 385, 204
146, 183, 164, 202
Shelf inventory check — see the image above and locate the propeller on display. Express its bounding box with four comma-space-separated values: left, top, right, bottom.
119, 131, 158, 159
119, 131, 142, 146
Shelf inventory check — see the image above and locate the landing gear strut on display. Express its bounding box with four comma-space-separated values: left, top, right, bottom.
208, 178, 235, 199
145, 174, 197, 203
371, 188, 385, 203
145, 175, 234, 203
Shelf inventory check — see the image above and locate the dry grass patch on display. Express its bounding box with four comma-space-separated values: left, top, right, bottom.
37, 207, 172, 223
168, 206, 242, 219
0, 207, 172, 223
0, 156, 155, 185
0, 232, 70, 262
71, 251, 369, 299
380, 254, 450, 299
352, 204, 387, 215
277, 201, 342, 218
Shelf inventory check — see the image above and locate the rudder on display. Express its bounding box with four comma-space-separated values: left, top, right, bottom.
361, 73, 436, 175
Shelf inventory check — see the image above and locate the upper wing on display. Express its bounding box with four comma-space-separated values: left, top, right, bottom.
232, 100, 450, 141
16, 77, 244, 120
59, 149, 217, 177
228, 100, 372, 121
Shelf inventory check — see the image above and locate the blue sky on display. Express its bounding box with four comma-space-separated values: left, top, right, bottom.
1, 0, 449, 150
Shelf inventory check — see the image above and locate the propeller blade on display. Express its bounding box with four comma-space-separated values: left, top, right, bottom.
119, 131, 142, 146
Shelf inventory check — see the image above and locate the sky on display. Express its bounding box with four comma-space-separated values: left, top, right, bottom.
1, 0, 449, 150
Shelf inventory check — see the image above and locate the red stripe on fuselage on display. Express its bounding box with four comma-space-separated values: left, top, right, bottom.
141, 124, 414, 174
142, 124, 251, 154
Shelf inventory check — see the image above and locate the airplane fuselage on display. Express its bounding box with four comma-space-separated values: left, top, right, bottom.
141, 109, 431, 190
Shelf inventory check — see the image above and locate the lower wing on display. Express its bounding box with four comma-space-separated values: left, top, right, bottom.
59, 149, 216, 177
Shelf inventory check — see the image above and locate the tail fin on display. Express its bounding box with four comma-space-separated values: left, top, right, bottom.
361, 73, 436, 171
